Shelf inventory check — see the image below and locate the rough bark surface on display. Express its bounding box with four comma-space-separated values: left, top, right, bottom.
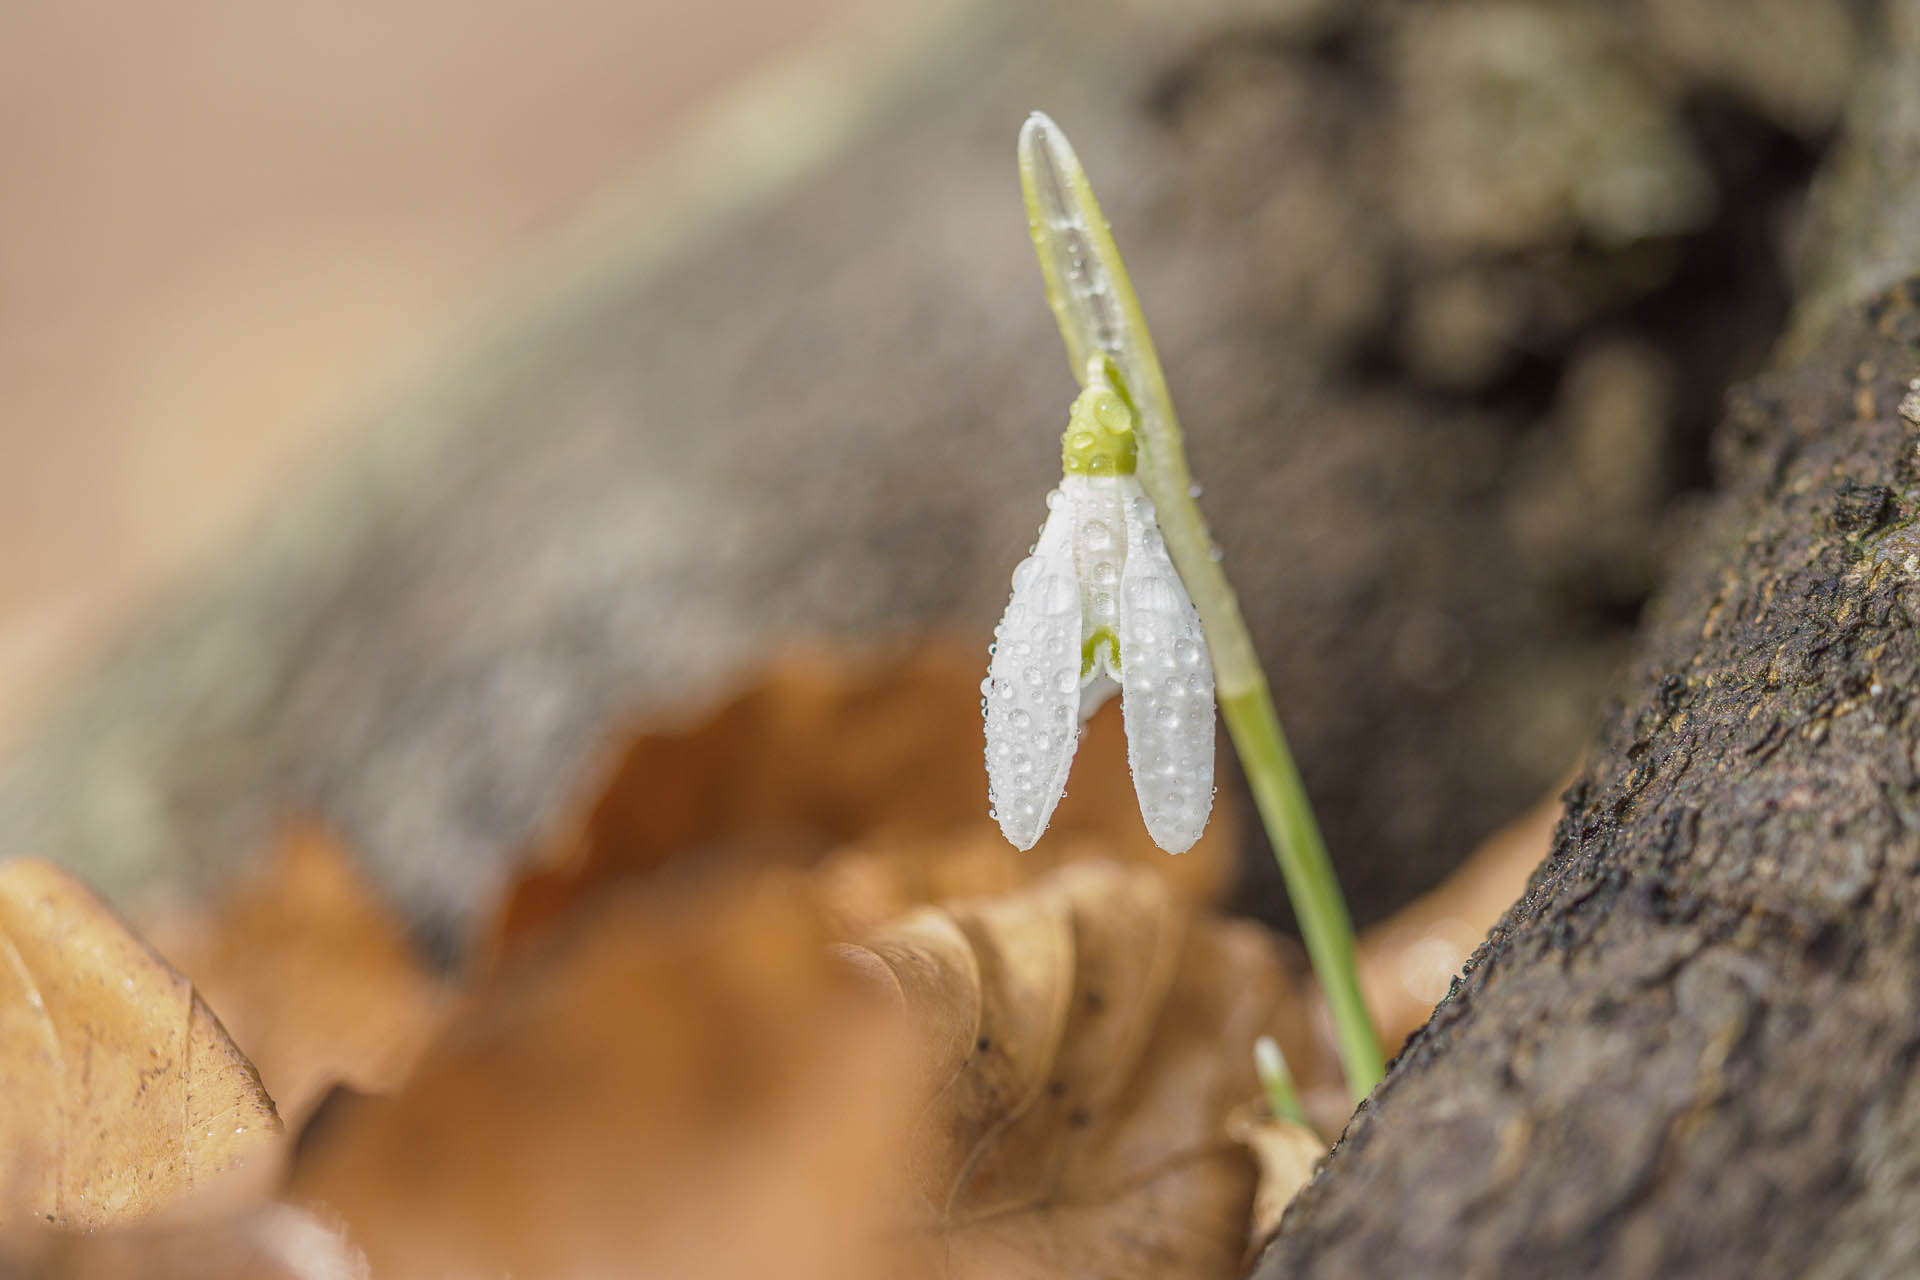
0, 0, 1858, 952
1261, 6, 1920, 1272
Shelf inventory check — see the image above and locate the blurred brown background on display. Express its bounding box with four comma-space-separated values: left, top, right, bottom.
0, 0, 860, 745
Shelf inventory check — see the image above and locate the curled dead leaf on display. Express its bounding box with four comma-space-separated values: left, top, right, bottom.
493, 644, 1238, 959
844, 860, 1309, 1280
1226, 1108, 1325, 1252
0, 859, 280, 1231
288, 876, 916, 1280
143, 825, 446, 1126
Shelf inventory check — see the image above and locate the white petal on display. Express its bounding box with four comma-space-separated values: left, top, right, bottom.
1117, 482, 1215, 853
1062, 475, 1126, 677
1078, 672, 1119, 722
985, 492, 1084, 850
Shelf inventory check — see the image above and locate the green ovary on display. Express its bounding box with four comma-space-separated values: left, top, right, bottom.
1061, 386, 1137, 476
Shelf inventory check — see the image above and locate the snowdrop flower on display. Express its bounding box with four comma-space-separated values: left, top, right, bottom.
983, 367, 1214, 853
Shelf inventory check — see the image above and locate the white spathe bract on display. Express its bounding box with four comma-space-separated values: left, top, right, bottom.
984, 473, 1214, 853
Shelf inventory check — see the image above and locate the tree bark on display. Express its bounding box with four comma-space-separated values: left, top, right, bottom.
1261, 4, 1920, 1274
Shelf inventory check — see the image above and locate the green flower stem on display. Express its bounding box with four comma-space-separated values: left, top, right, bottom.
1018, 111, 1384, 1101
1254, 1035, 1309, 1128
1226, 688, 1384, 1100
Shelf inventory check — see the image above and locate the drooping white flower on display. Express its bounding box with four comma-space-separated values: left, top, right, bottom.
983, 375, 1214, 853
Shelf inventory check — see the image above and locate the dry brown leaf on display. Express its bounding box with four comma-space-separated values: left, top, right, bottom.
0, 1203, 366, 1280
288, 875, 915, 1280
1357, 778, 1568, 1050
845, 860, 1308, 1280
493, 644, 1238, 958
0, 858, 280, 1231
143, 825, 446, 1126
1226, 1108, 1326, 1251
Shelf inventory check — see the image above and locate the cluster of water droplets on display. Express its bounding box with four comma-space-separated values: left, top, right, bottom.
982, 490, 1084, 849
1117, 489, 1215, 852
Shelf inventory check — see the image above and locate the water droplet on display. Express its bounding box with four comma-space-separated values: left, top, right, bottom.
1054, 669, 1078, 694
1188, 481, 1204, 498
1209, 543, 1224, 562
1155, 705, 1179, 729
1174, 639, 1201, 667
1088, 454, 1116, 476
1085, 521, 1113, 551
1046, 488, 1067, 510
1011, 709, 1032, 731
1024, 666, 1044, 688
1069, 430, 1095, 451
1091, 561, 1118, 588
